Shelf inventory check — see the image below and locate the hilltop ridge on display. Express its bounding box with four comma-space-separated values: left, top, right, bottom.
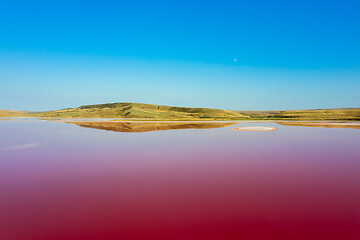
1, 103, 360, 120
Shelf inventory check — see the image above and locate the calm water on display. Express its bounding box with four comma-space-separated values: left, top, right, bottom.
1, 120, 360, 240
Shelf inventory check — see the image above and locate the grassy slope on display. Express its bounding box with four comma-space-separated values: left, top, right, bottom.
2, 104, 359, 121
236, 111, 281, 118
0, 110, 28, 117
237, 109, 360, 121
273, 109, 360, 120
34, 102, 249, 120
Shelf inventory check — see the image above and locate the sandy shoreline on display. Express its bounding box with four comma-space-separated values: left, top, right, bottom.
1, 117, 360, 130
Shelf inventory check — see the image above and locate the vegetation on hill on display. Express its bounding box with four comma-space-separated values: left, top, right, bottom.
0, 110, 28, 117
33, 102, 249, 120
1, 103, 360, 121
272, 109, 360, 120
237, 109, 360, 121
236, 111, 281, 118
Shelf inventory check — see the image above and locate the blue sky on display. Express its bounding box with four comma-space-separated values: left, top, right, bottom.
0, 0, 359, 111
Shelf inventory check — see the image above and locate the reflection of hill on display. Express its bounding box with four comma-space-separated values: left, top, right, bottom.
66, 121, 239, 133
277, 121, 360, 129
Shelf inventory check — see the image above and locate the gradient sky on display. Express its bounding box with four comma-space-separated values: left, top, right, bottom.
1, 0, 359, 111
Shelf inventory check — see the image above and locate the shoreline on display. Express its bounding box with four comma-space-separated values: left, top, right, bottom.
2, 118, 360, 130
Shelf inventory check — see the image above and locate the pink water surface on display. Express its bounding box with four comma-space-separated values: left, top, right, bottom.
1, 120, 360, 240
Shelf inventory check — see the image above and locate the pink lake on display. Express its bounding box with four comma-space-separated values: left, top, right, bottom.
1, 120, 359, 240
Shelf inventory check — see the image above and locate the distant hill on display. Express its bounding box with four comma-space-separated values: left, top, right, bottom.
236, 110, 281, 118
33, 102, 249, 120
0, 110, 27, 117
237, 108, 360, 121
272, 109, 360, 120
1, 104, 360, 120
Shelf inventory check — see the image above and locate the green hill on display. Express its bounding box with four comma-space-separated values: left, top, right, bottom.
2, 104, 360, 121
34, 102, 249, 120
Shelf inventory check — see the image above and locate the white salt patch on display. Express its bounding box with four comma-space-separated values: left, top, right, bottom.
234, 127, 277, 131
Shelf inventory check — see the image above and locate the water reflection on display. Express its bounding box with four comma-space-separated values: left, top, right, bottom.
63, 121, 239, 133
1, 120, 360, 240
